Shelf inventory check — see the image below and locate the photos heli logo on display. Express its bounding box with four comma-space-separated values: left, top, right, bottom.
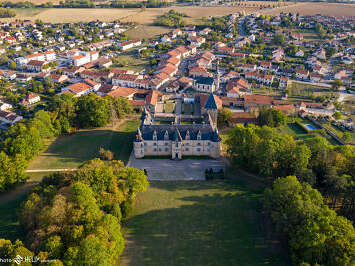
13, 255, 23, 265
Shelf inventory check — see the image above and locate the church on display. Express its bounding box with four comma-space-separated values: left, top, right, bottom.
134, 93, 221, 159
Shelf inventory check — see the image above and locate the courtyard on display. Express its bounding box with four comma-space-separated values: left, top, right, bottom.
128, 153, 224, 180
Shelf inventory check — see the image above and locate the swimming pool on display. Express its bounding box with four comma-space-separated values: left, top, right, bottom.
304, 124, 317, 131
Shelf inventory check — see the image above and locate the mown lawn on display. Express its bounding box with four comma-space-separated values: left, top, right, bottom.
278, 121, 339, 145
121, 180, 288, 266
164, 102, 175, 113
28, 117, 140, 170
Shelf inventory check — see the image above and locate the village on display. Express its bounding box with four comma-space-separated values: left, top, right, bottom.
0, 11, 353, 147
0, 4, 354, 265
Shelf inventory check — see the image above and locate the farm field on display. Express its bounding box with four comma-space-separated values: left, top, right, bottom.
120, 179, 289, 266
1, 3, 353, 24
28, 116, 139, 170
261, 2, 355, 16
1, 4, 275, 23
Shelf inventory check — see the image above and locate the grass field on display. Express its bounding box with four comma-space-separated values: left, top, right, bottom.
120, 179, 289, 265
125, 24, 170, 40
278, 119, 338, 145
164, 102, 175, 113
0, 172, 48, 241
116, 52, 149, 71
28, 117, 139, 170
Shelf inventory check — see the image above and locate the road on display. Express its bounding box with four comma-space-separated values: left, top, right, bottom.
238, 16, 247, 36
26, 168, 77, 173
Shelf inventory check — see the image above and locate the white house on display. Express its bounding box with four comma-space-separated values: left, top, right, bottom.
21, 93, 41, 106
0, 101, 12, 111
73, 54, 90, 66
295, 49, 304, 57
44, 50, 56, 61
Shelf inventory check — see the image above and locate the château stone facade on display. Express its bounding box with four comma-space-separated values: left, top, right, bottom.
134, 93, 221, 159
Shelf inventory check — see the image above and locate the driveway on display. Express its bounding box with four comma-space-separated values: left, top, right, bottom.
127, 153, 224, 181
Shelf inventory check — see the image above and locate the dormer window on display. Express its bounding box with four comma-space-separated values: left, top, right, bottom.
185, 130, 190, 140
197, 130, 201, 140
164, 130, 169, 140
153, 130, 157, 141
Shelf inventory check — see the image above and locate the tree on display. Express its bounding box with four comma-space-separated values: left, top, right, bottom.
265, 176, 355, 265
332, 79, 343, 91
315, 23, 326, 39
273, 33, 285, 46
258, 107, 286, 127
333, 111, 342, 120
0, 152, 27, 191
99, 147, 114, 161
3, 123, 43, 161
18, 159, 147, 265
48, 94, 76, 133
0, 239, 33, 265
9, 60, 16, 70
75, 93, 110, 128
29, 110, 56, 138
342, 132, 351, 142
110, 97, 133, 118
0, 8, 16, 18
217, 108, 233, 128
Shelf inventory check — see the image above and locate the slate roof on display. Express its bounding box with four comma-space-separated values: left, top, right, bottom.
138, 124, 220, 142
194, 76, 214, 85
204, 93, 218, 110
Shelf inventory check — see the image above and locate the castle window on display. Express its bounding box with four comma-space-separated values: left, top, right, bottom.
165, 142, 168, 146
165, 148, 168, 152
164, 130, 169, 140
153, 143, 157, 146
186, 148, 189, 151
186, 143, 189, 146
154, 148, 157, 152
207, 142, 210, 146
159, 148, 162, 152
197, 148, 201, 152
197, 142, 201, 146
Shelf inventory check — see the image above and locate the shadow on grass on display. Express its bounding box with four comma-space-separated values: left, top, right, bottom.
0, 191, 31, 242
148, 179, 263, 194
122, 181, 290, 266
30, 129, 136, 169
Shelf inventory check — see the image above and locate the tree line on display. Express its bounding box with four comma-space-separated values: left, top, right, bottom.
0, 1, 35, 8
0, 159, 149, 265
0, 8, 16, 18
265, 176, 355, 265
154, 10, 188, 28
0, 93, 133, 192
225, 123, 355, 264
